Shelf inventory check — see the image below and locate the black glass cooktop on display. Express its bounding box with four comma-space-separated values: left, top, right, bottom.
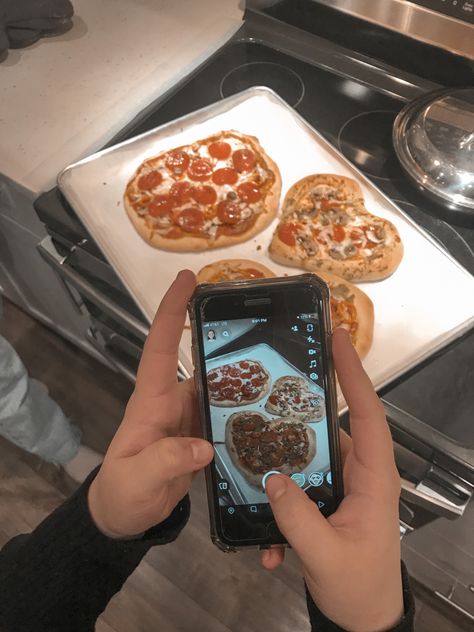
37, 31, 473, 451
129, 41, 474, 274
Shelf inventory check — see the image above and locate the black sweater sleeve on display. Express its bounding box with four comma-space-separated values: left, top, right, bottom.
305, 562, 415, 632
0, 467, 190, 632
1, 467, 415, 632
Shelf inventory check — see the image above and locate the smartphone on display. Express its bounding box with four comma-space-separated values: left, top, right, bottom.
189, 274, 343, 551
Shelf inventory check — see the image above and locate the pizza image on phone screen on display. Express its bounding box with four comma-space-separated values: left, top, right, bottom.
202, 313, 333, 508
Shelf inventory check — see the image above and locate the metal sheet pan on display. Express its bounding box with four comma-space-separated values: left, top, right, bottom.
58, 87, 474, 406
207, 343, 330, 506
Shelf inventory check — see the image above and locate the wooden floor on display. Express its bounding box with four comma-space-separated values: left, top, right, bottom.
0, 299, 471, 632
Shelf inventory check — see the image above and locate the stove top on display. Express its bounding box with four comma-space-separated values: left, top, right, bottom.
35, 8, 474, 462
128, 39, 474, 275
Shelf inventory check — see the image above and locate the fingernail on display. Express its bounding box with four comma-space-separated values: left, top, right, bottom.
334, 327, 349, 338
190, 440, 212, 464
266, 475, 287, 501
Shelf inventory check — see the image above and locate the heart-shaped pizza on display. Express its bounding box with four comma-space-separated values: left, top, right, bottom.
265, 375, 326, 422
269, 174, 403, 281
225, 411, 316, 487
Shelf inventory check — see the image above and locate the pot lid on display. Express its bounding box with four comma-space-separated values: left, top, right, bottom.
393, 87, 474, 214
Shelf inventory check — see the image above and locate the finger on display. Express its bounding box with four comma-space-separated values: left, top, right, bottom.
261, 547, 285, 570
332, 328, 395, 472
136, 436, 213, 495
135, 270, 196, 398
265, 475, 335, 567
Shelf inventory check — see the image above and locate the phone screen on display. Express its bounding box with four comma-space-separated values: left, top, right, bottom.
194, 279, 342, 546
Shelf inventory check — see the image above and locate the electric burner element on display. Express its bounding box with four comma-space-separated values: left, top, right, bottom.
338, 111, 402, 180
393, 199, 474, 274
220, 62, 305, 107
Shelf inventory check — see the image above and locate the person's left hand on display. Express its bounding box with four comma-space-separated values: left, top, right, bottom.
88, 270, 213, 539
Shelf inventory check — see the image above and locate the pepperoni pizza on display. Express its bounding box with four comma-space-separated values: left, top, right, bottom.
225, 411, 317, 487
206, 360, 270, 407
124, 131, 281, 251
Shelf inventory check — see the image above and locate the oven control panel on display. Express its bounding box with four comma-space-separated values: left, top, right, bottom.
411, 0, 474, 24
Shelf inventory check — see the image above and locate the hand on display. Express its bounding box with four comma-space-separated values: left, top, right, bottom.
262, 328, 403, 632
88, 270, 213, 539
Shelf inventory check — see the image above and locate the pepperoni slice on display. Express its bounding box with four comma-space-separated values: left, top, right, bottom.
221, 387, 236, 400
217, 200, 242, 224
237, 181, 261, 203
218, 218, 252, 236
165, 227, 182, 239
192, 185, 217, 205
148, 194, 175, 217
212, 167, 238, 185
176, 207, 205, 233
232, 149, 256, 173
208, 141, 231, 160
138, 170, 163, 190
333, 225, 346, 242
165, 150, 190, 175
242, 384, 257, 398
229, 367, 241, 377
188, 158, 213, 181
170, 181, 194, 203
320, 198, 343, 211
350, 229, 364, 248
278, 222, 301, 246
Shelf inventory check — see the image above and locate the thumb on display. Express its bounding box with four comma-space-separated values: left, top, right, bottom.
266, 474, 335, 563
137, 436, 214, 494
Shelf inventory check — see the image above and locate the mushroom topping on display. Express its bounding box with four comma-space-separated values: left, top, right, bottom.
366, 225, 386, 243
329, 247, 346, 260
344, 244, 357, 257
298, 235, 319, 256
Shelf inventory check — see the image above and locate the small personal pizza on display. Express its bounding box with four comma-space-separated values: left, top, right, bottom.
316, 271, 374, 359
265, 375, 325, 422
206, 360, 270, 407
197, 259, 275, 283
124, 130, 281, 251
269, 174, 403, 281
225, 411, 316, 487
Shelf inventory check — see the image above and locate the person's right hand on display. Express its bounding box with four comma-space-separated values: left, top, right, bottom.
262, 328, 404, 632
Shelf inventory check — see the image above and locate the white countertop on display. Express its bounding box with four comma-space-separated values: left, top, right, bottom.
0, 0, 243, 194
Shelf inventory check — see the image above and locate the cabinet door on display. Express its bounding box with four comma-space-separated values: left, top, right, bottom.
0, 213, 88, 340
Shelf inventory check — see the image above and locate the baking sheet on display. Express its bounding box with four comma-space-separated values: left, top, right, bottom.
207, 343, 330, 505
58, 87, 474, 405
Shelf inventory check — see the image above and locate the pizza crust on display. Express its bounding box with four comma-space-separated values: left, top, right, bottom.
225, 413, 317, 488
124, 131, 282, 252
269, 174, 404, 282
207, 360, 271, 407
265, 375, 326, 422
196, 259, 276, 283
315, 271, 374, 359
281, 174, 363, 217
